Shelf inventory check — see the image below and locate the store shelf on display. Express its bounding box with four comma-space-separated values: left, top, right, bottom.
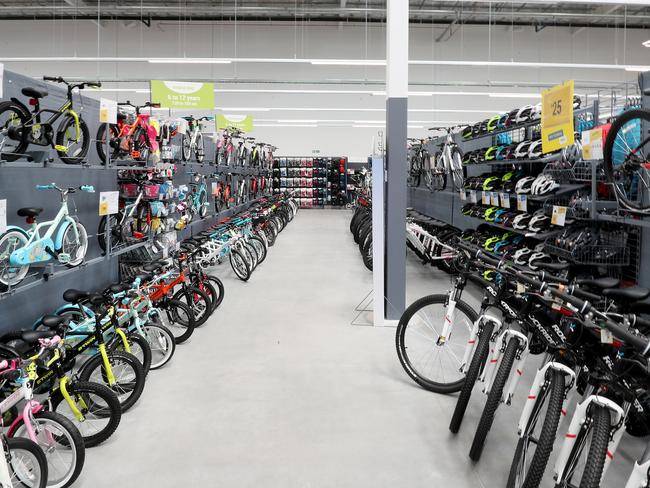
467, 153, 562, 166
466, 214, 563, 240
459, 118, 541, 144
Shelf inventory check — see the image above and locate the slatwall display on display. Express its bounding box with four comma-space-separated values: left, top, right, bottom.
272, 157, 348, 208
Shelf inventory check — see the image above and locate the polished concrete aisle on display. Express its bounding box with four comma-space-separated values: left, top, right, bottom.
78, 209, 635, 487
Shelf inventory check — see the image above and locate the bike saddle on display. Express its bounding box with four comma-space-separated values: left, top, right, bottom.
575, 277, 620, 290
142, 262, 164, 272
63, 289, 90, 304
630, 299, 650, 316
17, 207, 43, 218
0, 329, 55, 346
40, 315, 69, 331
106, 283, 130, 295
603, 286, 650, 303
88, 293, 109, 308
21, 87, 47, 99
135, 273, 153, 283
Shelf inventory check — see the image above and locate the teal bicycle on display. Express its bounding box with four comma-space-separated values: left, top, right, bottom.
0, 183, 94, 291
185, 172, 210, 220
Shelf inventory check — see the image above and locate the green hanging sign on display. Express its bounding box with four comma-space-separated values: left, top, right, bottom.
150, 80, 215, 109
216, 114, 254, 132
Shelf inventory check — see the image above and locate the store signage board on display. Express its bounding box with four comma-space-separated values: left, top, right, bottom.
216, 114, 254, 132
581, 126, 605, 160
150, 80, 215, 110
99, 98, 117, 124
99, 191, 119, 216
541, 80, 575, 154
0, 199, 6, 234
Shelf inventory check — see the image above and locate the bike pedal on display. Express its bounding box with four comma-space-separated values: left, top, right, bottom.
131, 150, 141, 158
54, 144, 68, 152
57, 253, 71, 264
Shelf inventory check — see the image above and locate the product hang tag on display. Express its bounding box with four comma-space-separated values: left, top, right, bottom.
551, 205, 567, 226
460, 189, 467, 201
482, 191, 490, 205
600, 328, 614, 344
516, 194, 527, 212
0, 199, 6, 234
99, 191, 119, 216
500, 192, 510, 208
490, 192, 500, 206
469, 190, 477, 204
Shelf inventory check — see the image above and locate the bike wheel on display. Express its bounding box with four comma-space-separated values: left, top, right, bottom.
556, 405, 611, 488
0, 229, 30, 291
6, 436, 48, 488
141, 316, 176, 369
449, 319, 495, 433
110, 332, 152, 376
97, 213, 122, 252
603, 108, 650, 212
49, 380, 121, 448
60, 221, 88, 268
198, 192, 209, 219
249, 235, 267, 265
135, 204, 151, 236
172, 287, 212, 327
0, 101, 30, 160
396, 294, 477, 393
78, 351, 145, 413
229, 249, 251, 281
362, 235, 373, 271
55, 115, 89, 164
181, 133, 191, 162
162, 299, 196, 344
12, 411, 84, 488
206, 275, 225, 310
469, 337, 519, 461
131, 127, 150, 164
507, 368, 565, 488
450, 147, 465, 190
95, 123, 120, 164
196, 132, 204, 163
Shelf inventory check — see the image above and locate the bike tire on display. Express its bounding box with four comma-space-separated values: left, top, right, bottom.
60, 221, 88, 268
361, 235, 373, 271
230, 249, 251, 281
181, 133, 191, 161
396, 294, 478, 394
162, 298, 196, 344
77, 351, 146, 413
95, 123, 120, 164
449, 319, 496, 433
249, 235, 267, 265
172, 287, 212, 327
55, 115, 90, 164
0, 101, 30, 160
141, 317, 176, 369
196, 132, 205, 163
114, 332, 152, 376
6, 436, 48, 488
49, 380, 122, 448
469, 337, 519, 461
507, 368, 565, 488
206, 275, 225, 309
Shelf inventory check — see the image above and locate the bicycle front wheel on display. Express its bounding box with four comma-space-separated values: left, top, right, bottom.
396, 294, 477, 393
141, 316, 176, 369
55, 115, 89, 164
60, 221, 88, 268
6, 436, 48, 488
230, 249, 251, 281
162, 298, 196, 344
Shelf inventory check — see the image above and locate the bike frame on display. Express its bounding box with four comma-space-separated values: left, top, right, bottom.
17, 98, 81, 150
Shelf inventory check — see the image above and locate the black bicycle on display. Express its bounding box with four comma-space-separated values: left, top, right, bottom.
0, 76, 99, 164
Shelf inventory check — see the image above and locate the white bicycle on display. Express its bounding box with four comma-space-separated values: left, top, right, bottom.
180, 116, 211, 163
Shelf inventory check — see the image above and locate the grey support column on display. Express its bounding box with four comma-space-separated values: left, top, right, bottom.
384, 0, 408, 320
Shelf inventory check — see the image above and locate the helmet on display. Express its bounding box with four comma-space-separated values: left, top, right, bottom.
513, 248, 532, 265
484, 146, 499, 161
503, 142, 519, 160
497, 113, 508, 129
461, 203, 474, 216
494, 208, 509, 223
479, 119, 489, 134
462, 151, 473, 165
483, 176, 501, 191
529, 103, 542, 121
528, 252, 551, 270
516, 105, 535, 123
462, 126, 473, 139
573, 95, 582, 109
487, 115, 501, 132
500, 211, 519, 227
501, 171, 515, 183
495, 145, 508, 160
515, 140, 533, 159
528, 215, 551, 233
531, 174, 560, 195
502, 179, 517, 193
484, 236, 501, 251
484, 207, 499, 221
505, 109, 519, 127
512, 213, 532, 230
528, 139, 543, 159
515, 176, 536, 194
472, 123, 482, 136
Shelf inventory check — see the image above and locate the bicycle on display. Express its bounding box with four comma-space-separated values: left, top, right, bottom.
430, 126, 464, 191
180, 116, 211, 164
0, 76, 99, 164
0, 183, 94, 291
185, 172, 211, 220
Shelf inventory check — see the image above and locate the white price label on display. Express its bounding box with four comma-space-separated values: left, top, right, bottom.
469, 190, 477, 204
481, 191, 490, 205
500, 192, 510, 208
517, 194, 527, 212
0, 199, 6, 234
551, 205, 568, 226
460, 189, 467, 201
0, 63, 4, 99
99, 191, 119, 216
600, 328, 614, 344
99, 98, 118, 124
490, 192, 500, 206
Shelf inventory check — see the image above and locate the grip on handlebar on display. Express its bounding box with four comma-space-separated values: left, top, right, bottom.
79, 185, 95, 193
35, 184, 53, 190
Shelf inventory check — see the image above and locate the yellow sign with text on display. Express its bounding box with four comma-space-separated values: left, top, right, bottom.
541, 80, 574, 154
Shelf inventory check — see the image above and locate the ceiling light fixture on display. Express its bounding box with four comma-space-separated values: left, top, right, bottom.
147, 58, 232, 64
217, 107, 490, 113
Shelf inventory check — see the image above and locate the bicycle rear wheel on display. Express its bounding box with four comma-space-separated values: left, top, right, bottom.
162, 298, 196, 344
0, 101, 29, 160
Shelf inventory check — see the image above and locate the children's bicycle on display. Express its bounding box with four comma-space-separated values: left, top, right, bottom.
0, 76, 100, 164
181, 116, 211, 163
0, 183, 94, 291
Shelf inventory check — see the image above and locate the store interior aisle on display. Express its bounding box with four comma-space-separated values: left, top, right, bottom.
80, 210, 497, 487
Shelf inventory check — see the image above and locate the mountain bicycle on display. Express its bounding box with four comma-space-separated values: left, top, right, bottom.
0, 335, 85, 488
181, 116, 212, 163
0, 184, 94, 291
0, 76, 99, 164
96, 101, 160, 164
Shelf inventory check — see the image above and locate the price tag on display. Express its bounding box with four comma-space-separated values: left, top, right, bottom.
482, 191, 490, 205
517, 194, 527, 212
99, 98, 117, 124
500, 192, 510, 208
551, 205, 568, 226
0, 199, 6, 234
460, 189, 467, 201
161, 145, 173, 161
99, 191, 119, 216
490, 192, 500, 206
600, 328, 614, 344
469, 190, 477, 203
541, 80, 575, 154
516, 282, 526, 294
581, 126, 604, 161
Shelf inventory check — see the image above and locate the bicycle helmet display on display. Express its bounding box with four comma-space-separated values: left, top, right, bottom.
531, 174, 560, 196
515, 176, 536, 194
527, 139, 543, 159
482, 176, 501, 191
515, 105, 535, 123
487, 115, 501, 132
513, 248, 533, 265
512, 213, 532, 230
515, 140, 533, 159
484, 207, 498, 222
528, 214, 551, 233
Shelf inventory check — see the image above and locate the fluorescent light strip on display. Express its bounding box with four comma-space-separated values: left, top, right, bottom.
218, 107, 490, 113
148, 58, 232, 64
255, 123, 318, 128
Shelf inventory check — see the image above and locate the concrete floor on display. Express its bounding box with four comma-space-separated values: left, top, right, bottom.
79, 209, 644, 487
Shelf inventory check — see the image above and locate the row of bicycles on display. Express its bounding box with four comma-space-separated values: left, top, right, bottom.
348, 196, 373, 271
0, 192, 298, 487
396, 216, 650, 488
0, 76, 276, 167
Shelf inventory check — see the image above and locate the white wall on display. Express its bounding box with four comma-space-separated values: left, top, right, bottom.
0, 19, 647, 159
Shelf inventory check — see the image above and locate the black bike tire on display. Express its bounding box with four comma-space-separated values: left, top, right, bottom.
362, 235, 373, 271
172, 287, 212, 327
95, 123, 120, 164
0, 101, 30, 160
55, 115, 90, 164
141, 318, 176, 369
163, 298, 196, 344
49, 380, 122, 448
229, 249, 251, 281
469, 338, 519, 461
249, 235, 268, 265
577, 406, 611, 488
396, 294, 478, 394
6, 436, 48, 488
449, 319, 496, 433
206, 275, 225, 309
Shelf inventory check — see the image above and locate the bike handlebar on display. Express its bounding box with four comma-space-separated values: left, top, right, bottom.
80, 185, 95, 193
35, 184, 55, 191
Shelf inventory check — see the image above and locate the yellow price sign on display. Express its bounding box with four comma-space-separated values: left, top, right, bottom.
541, 80, 575, 154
